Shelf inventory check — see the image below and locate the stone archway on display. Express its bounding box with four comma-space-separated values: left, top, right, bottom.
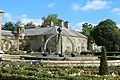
1, 39, 12, 51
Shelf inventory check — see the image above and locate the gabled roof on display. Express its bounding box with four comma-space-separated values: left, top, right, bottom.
1, 30, 14, 36
25, 26, 87, 38
1, 26, 87, 38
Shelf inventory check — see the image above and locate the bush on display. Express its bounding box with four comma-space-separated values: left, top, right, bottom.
113, 45, 119, 52
42, 53, 47, 56
81, 51, 92, 55
99, 46, 109, 75
0, 73, 40, 80
71, 53, 75, 57
58, 54, 64, 57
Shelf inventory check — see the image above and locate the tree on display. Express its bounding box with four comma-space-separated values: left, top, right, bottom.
24, 22, 36, 29
3, 21, 16, 31
41, 14, 62, 27
92, 19, 120, 51
99, 46, 109, 75
81, 23, 94, 51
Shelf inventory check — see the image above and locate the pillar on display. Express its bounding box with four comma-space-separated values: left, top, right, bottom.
0, 10, 4, 51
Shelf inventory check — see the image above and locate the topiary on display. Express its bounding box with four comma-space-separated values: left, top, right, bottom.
99, 46, 109, 75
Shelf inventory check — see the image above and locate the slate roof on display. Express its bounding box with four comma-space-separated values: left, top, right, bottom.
1, 26, 87, 38
1, 30, 14, 36
25, 26, 87, 38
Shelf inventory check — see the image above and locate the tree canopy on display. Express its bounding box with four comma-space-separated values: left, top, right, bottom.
41, 14, 64, 27
92, 19, 120, 51
81, 23, 94, 51
2, 21, 16, 31
2, 21, 37, 31
24, 22, 36, 29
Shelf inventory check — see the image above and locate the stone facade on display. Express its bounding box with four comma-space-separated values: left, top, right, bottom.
25, 33, 87, 54
0, 10, 88, 53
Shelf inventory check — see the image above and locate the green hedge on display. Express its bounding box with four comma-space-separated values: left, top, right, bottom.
1, 73, 120, 80
1, 61, 120, 80
81, 51, 120, 56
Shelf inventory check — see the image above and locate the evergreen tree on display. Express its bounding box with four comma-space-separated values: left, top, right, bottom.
99, 46, 109, 75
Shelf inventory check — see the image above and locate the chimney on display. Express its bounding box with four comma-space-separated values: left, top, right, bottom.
50, 21, 54, 26
0, 10, 4, 31
0, 10, 4, 50
64, 21, 69, 29
59, 19, 64, 27
20, 24, 25, 39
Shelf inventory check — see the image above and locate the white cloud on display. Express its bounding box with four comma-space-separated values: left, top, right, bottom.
72, 22, 96, 31
117, 24, 120, 28
4, 13, 42, 26
72, 22, 86, 31
21, 14, 28, 18
47, 3, 55, 8
72, 4, 81, 11
4, 13, 13, 21
72, 0, 109, 11
111, 8, 120, 15
21, 18, 42, 26
81, 0, 109, 11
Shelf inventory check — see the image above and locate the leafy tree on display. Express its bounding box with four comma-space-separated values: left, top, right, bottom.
92, 19, 120, 51
113, 45, 119, 51
41, 14, 62, 27
99, 46, 109, 75
2, 21, 16, 31
81, 23, 94, 51
24, 22, 36, 29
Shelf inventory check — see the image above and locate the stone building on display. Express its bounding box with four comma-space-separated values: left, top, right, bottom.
0, 25, 88, 54
24, 26, 87, 54
0, 10, 88, 54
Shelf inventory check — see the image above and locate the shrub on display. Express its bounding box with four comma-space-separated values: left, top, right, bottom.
81, 51, 92, 55
113, 45, 119, 52
58, 54, 64, 57
99, 46, 109, 75
42, 53, 47, 56
71, 53, 75, 57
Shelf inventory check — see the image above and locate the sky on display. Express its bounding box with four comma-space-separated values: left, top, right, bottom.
0, 0, 120, 31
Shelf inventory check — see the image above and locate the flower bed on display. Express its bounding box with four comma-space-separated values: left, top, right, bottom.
0, 61, 120, 80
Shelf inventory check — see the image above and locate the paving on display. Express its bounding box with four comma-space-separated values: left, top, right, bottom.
1, 54, 120, 67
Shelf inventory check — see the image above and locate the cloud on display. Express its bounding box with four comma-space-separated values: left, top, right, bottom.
81, 0, 109, 11
72, 0, 109, 11
72, 4, 81, 11
21, 14, 28, 18
111, 8, 120, 15
4, 13, 13, 21
72, 22, 86, 31
3, 13, 42, 26
21, 18, 42, 26
47, 3, 55, 8
72, 22, 96, 31
117, 24, 120, 28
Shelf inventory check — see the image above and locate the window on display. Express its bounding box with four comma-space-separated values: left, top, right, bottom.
66, 46, 71, 52
78, 47, 80, 52
78, 39, 81, 42
81, 43, 85, 51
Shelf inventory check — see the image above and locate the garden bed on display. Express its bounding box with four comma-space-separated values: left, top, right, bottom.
0, 61, 120, 80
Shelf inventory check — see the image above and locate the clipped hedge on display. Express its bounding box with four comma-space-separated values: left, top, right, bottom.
0, 73, 40, 80
1, 61, 120, 80
81, 51, 120, 56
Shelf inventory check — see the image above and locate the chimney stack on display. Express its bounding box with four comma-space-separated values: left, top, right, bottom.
59, 19, 64, 27
50, 21, 54, 26
64, 21, 69, 29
